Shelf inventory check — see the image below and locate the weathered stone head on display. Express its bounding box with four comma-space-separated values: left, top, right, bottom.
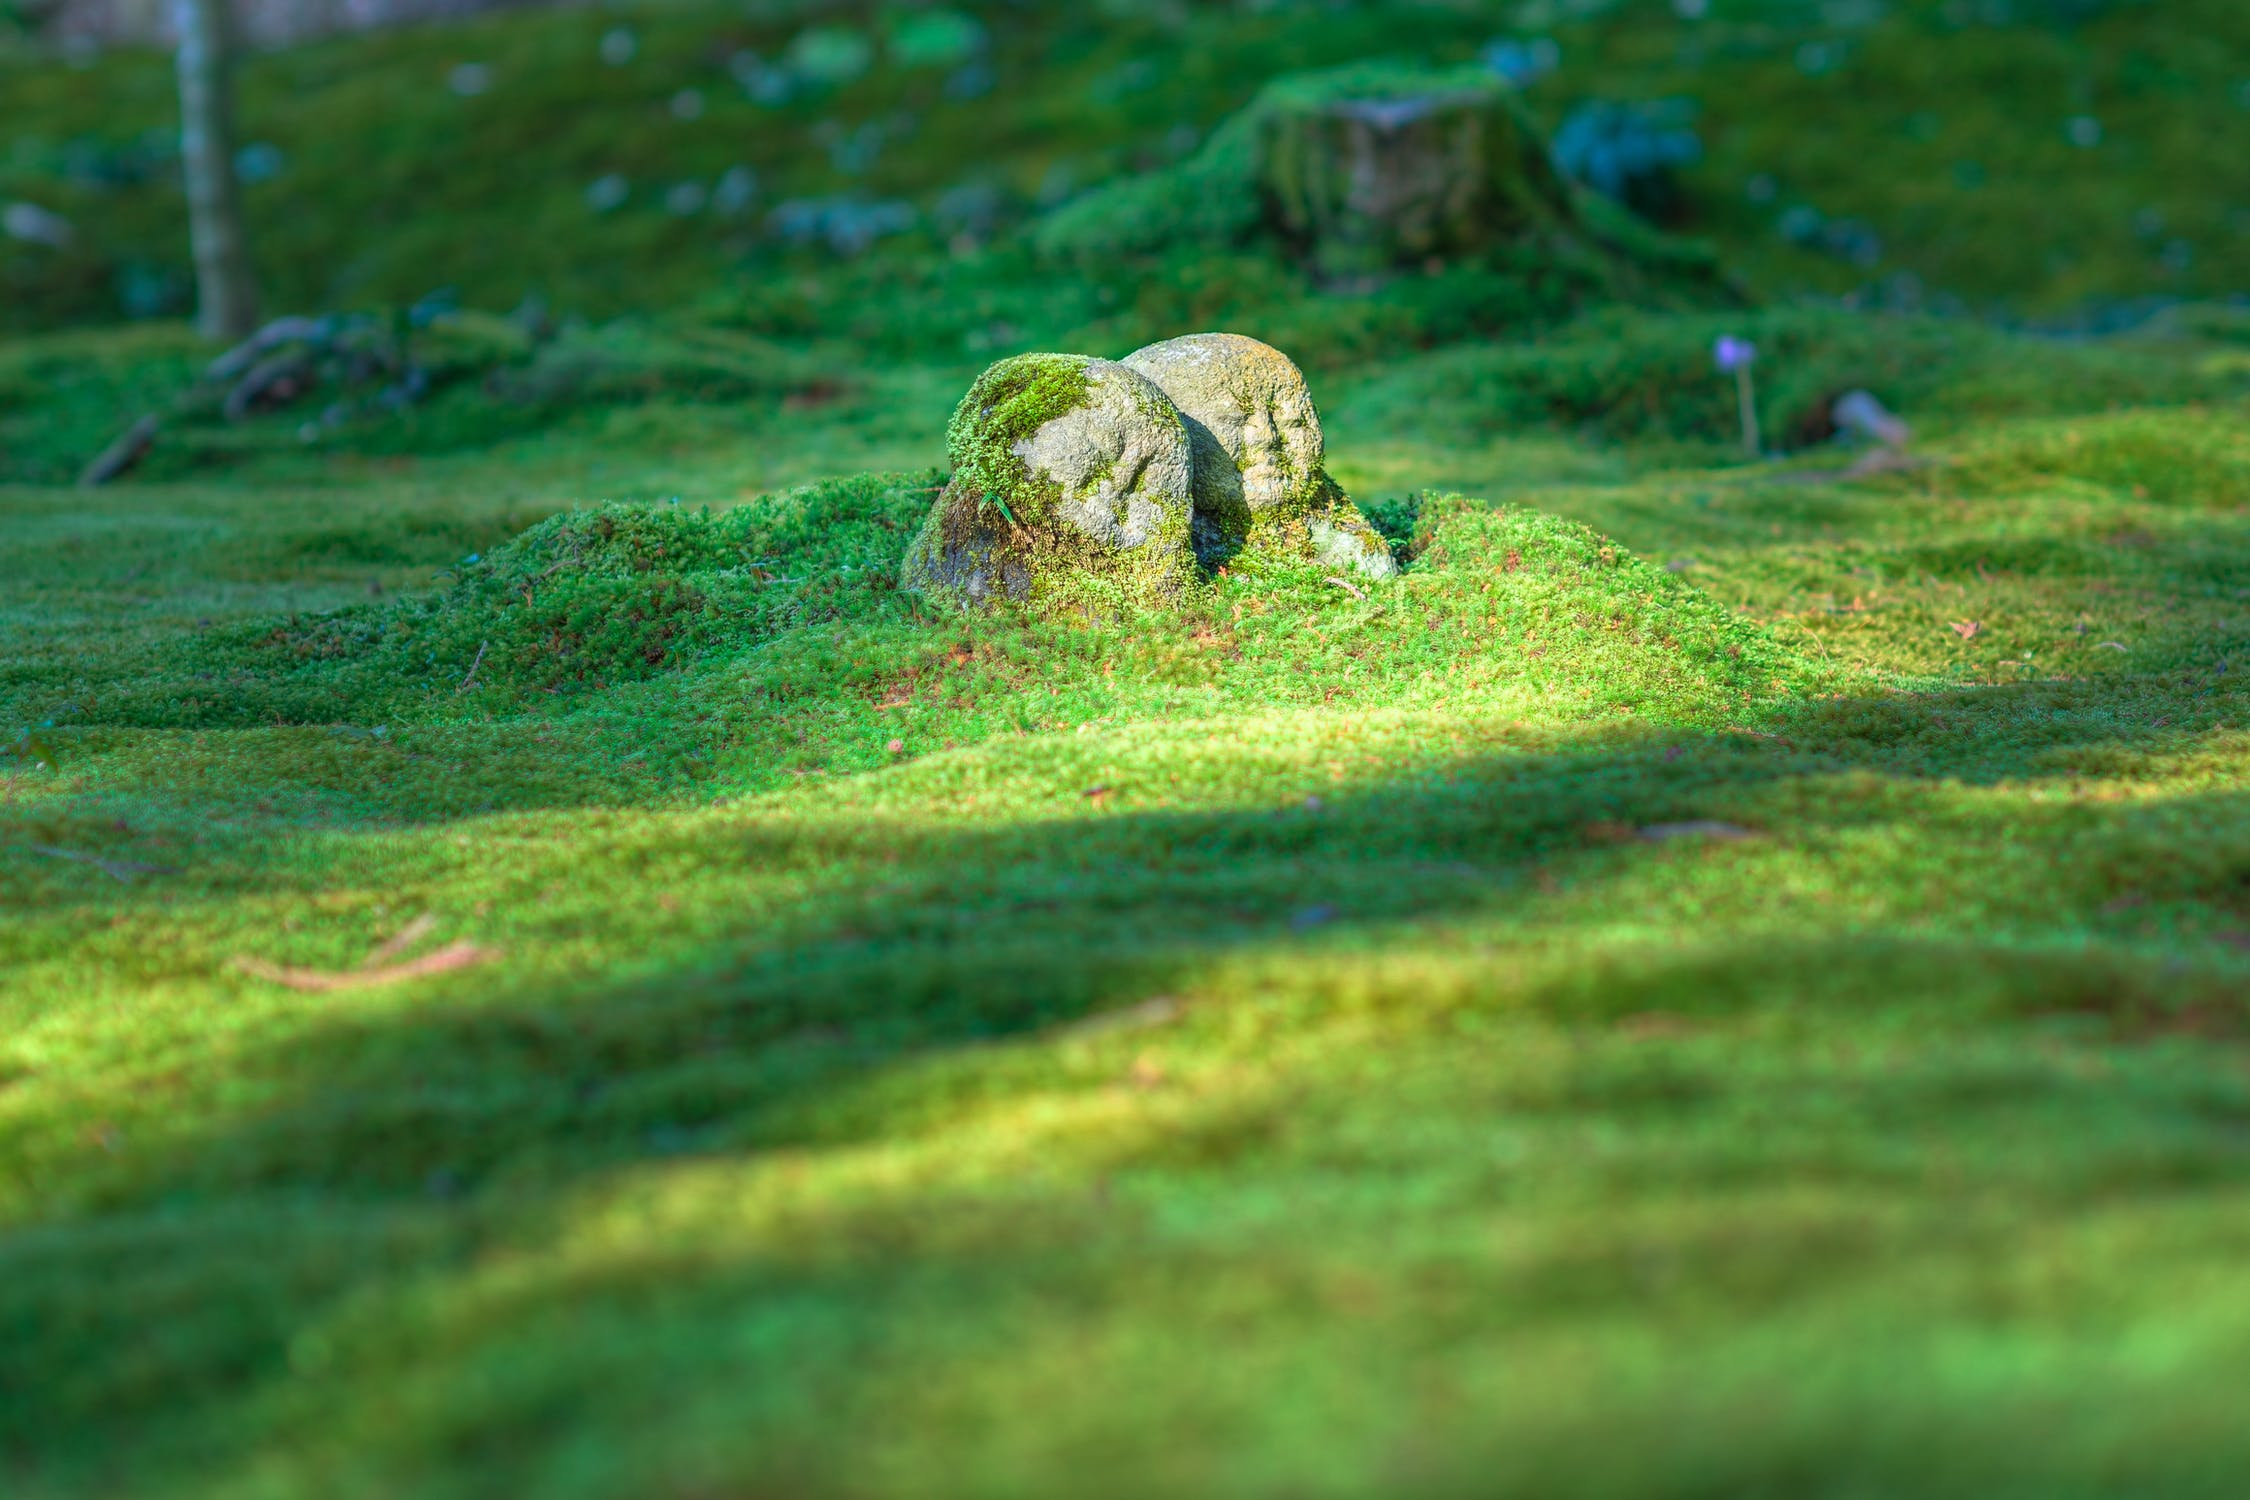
1122, 333, 1323, 529
1123, 332, 1395, 579
901, 352, 1197, 609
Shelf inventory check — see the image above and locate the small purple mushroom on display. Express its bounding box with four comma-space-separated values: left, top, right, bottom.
1713, 334, 1758, 374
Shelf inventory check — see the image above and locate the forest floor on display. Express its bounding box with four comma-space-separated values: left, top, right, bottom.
7, 2, 2250, 1497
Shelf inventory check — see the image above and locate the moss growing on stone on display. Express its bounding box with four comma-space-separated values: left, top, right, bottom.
942, 352, 1096, 527
905, 355, 1199, 613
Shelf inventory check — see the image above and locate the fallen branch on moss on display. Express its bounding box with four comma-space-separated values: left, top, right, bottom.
77, 414, 162, 488
27, 843, 177, 882
233, 940, 498, 993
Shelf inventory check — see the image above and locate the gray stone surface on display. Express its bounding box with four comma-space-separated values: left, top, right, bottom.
1124, 332, 1396, 579
1011, 361, 1195, 553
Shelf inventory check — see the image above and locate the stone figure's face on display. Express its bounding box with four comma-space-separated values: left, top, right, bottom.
1234, 376, 1323, 511
1010, 364, 1193, 550
1117, 332, 1333, 537
908, 352, 1205, 611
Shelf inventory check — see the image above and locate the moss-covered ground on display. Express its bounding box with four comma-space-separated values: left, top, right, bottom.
7, 2, 2250, 1496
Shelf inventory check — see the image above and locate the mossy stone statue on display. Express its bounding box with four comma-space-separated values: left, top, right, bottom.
901, 353, 1198, 610
1121, 332, 1395, 580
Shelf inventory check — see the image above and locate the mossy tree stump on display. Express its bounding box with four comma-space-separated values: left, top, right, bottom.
1034, 61, 1724, 308
1256, 71, 1579, 277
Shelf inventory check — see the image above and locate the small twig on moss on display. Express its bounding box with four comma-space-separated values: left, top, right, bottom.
1325, 575, 1367, 601
27, 844, 178, 883
79, 414, 162, 488
458, 639, 489, 693
1059, 995, 1181, 1040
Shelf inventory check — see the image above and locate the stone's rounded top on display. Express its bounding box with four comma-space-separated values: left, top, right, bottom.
1124, 331, 1312, 391
947, 352, 1188, 524
1123, 332, 1325, 517
946, 351, 1103, 503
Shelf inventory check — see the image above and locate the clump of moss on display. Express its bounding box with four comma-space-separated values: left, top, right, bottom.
1357, 492, 1423, 560
1409, 490, 1817, 708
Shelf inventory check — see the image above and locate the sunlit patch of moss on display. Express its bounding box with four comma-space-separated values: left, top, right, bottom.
10, 334, 2250, 1498
70, 472, 938, 728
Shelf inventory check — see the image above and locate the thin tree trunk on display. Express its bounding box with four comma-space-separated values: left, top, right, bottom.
173, 0, 258, 341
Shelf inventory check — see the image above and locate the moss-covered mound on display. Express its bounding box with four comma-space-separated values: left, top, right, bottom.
1121, 332, 1393, 578
115, 472, 937, 726
1037, 61, 1722, 299
901, 353, 1198, 612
